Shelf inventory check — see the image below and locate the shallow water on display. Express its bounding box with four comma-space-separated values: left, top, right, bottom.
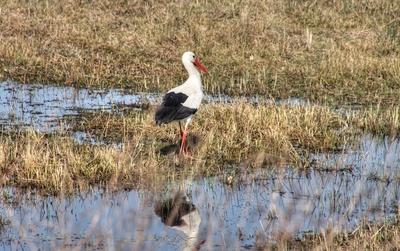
1, 135, 399, 250
0, 80, 301, 135
0, 80, 156, 133
0, 81, 399, 250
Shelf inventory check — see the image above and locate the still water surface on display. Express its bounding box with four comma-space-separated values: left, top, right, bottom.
0, 81, 399, 250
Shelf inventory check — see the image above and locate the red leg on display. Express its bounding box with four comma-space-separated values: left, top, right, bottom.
179, 128, 190, 156
179, 122, 183, 138
178, 121, 191, 156
179, 122, 185, 155
179, 131, 187, 155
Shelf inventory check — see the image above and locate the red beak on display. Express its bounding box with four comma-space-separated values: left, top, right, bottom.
193, 59, 207, 73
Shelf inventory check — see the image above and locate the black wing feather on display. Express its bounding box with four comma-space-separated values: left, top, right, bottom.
155, 92, 198, 125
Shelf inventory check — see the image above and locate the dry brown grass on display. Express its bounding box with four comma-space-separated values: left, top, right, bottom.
351, 104, 400, 138
0, 128, 172, 194
73, 101, 352, 168
8, 100, 395, 194
263, 217, 400, 250
0, 101, 352, 193
0, 0, 399, 104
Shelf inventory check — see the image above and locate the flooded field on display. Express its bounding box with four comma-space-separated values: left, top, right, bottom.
0, 80, 300, 134
0, 80, 157, 133
0, 81, 399, 250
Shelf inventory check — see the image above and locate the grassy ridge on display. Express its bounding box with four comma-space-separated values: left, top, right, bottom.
2, 102, 399, 193
0, 0, 399, 104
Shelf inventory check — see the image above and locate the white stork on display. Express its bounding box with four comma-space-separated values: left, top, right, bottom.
155, 51, 207, 155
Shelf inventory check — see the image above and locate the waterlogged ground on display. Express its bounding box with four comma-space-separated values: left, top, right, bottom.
0, 80, 157, 133
0, 81, 399, 250
1, 135, 399, 250
0, 80, 301, 133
